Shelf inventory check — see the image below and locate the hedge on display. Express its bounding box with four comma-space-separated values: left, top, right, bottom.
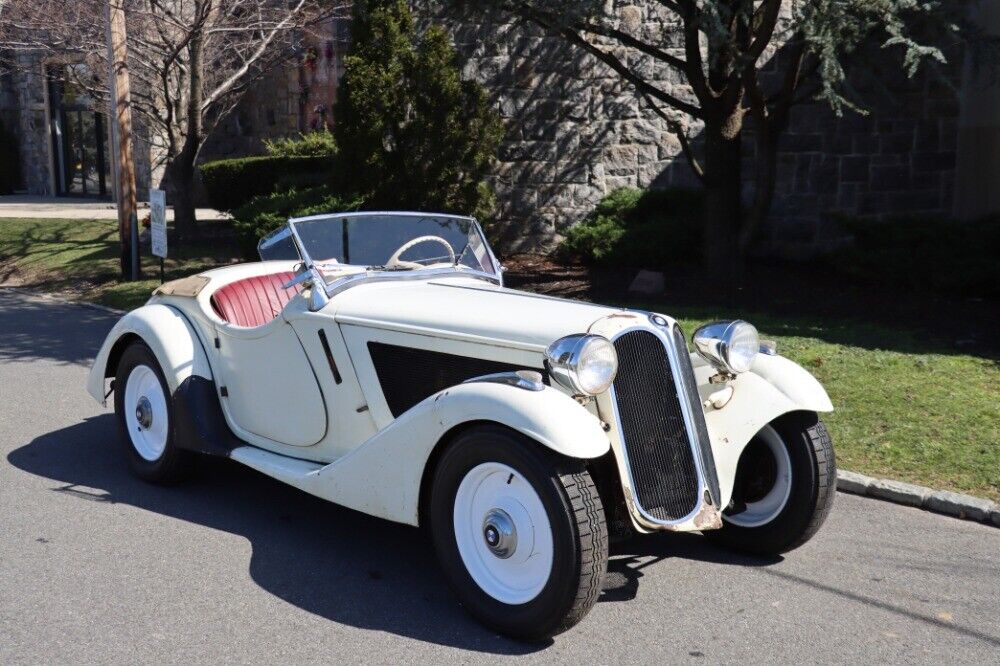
199, 154, 336, 212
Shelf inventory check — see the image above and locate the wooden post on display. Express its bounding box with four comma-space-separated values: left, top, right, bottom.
104, 0, 139, 280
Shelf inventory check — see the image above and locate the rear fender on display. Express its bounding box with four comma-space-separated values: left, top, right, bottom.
700, 353, 833, 508
294, 381, 610, 525
86, 304, 212, 404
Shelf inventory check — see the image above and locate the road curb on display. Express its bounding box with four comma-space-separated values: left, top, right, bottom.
0, 286, 127, 315
837, 470, 999, 527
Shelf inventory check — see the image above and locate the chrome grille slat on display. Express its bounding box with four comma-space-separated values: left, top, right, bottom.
612, 329, 700, 521
671, 325, 721, 505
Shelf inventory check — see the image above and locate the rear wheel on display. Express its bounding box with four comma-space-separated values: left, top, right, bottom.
114, 341, 193, 482
429, 425, 607, 641
708, 413, 835, 555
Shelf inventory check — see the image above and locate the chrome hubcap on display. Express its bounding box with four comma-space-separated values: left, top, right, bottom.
135, 396, 153, 429
482, 508, 516, 559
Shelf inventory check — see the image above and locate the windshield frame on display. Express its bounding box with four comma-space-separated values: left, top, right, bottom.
258, 211, 504, 296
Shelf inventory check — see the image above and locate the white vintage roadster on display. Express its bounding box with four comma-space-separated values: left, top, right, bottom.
87, 212, 835, 640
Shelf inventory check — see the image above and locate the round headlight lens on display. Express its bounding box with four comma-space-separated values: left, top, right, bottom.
576, 336, 618, 394
725, 321, 759, 373
545, 334, 618, 395
693, 320, 759, 374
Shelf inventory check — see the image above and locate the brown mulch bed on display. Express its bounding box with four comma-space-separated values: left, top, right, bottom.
501, 253, 1000, 357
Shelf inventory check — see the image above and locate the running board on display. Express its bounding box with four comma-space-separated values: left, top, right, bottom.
228, 444, 417, 527
230, 446, 325, 485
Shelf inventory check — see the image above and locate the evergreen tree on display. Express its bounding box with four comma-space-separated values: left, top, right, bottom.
335, 0, 503, 220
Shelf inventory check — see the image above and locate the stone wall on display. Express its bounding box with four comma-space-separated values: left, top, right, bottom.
425, 3, 965, 254
1, 52, 51, 195
431, 4, 695, 251
746, 49, 961, 255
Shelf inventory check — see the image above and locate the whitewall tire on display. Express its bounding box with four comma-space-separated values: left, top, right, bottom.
429, 425, 607, 641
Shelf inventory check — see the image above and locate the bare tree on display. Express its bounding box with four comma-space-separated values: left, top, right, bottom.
447, 1, 978, 277
2, 0, 348, 235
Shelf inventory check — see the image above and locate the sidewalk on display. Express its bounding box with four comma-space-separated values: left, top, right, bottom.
0, 195, 228, 221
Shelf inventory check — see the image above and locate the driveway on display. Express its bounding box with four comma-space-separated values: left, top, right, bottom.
0, 289, 997, 664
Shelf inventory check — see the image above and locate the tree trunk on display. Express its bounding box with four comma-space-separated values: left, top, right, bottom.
167, 156, 197, 241
741, 121, 780, 253
169, 26, 206, 242
702, 121, 743, 287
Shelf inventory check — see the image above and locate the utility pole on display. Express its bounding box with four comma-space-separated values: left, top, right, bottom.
104, 0, 139, 280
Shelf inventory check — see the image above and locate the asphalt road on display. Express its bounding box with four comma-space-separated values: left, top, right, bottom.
1, 289, 997, 664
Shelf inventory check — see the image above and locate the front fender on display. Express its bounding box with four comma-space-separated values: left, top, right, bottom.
296, 381, 610, 526
86, 304, 212, 404
699, 353, 833, 508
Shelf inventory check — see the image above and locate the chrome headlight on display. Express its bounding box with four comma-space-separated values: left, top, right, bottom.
692, 320, 759, 374
545, 334, 618, 396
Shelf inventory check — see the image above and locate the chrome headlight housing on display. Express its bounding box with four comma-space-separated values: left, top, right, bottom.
545, 334, 618, 396
692, 320, 759, 375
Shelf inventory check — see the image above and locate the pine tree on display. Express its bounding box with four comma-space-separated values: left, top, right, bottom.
334, 0, 503, 220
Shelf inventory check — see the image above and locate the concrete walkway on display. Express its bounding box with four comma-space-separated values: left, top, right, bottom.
0, 195, 228, 221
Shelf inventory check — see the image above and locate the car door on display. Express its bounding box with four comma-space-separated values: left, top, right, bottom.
213, 316, 327, 448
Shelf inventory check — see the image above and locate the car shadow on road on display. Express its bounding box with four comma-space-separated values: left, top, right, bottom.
9, 415, 777, 653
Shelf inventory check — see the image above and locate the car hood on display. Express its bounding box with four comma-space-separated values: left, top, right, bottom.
328, 276, 624, 351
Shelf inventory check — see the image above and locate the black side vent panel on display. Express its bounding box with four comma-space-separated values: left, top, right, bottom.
367, 342, 545, 417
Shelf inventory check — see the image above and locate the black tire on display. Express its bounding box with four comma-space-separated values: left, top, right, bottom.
113, 341, 193, 483
707, 412, 836, 555
428, 424, 607, 641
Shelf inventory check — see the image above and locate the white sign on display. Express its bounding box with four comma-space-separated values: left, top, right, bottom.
150, 189, 167, 259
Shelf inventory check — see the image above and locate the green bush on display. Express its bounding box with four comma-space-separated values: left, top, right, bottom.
334, 0, 502, 219
829, 215, 1000, 298
264, 129, 337, 158
0, 119, 21, 194
560, 188, 704, 269
199, 154, 337, 212
230, 186, 363, 258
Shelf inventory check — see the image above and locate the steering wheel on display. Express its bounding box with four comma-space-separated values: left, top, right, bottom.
386, 235, 456, 270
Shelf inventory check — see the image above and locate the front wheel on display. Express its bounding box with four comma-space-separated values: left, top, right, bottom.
113, 341, 193, 482
707, 413, 836, 555
429, 425, 607, 641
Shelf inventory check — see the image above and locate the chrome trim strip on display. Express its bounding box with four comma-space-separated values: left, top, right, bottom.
323, 267, 501, 299
608, 323, 712, 529
463, 370, 545, 391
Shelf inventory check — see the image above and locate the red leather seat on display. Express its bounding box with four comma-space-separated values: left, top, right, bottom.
210, 272, 303, 328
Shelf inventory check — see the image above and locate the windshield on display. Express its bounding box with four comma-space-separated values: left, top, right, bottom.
258, 212, 498, 277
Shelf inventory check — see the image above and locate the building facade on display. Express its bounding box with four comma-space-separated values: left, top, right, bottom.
2, 4, 998, 254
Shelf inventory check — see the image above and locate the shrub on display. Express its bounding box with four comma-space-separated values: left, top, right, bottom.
334, 0, 502, 218
264, 129, 337, 158
829, 215, 1000, 298
0, 119, 21, 195
230, 186, 363, 258
560, 188, 704, 269
199, 154, 336, 212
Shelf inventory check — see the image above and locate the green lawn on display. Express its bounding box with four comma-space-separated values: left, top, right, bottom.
2, 217, 997, 501
0, 217, 238, 310
662, 309, 999, 502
